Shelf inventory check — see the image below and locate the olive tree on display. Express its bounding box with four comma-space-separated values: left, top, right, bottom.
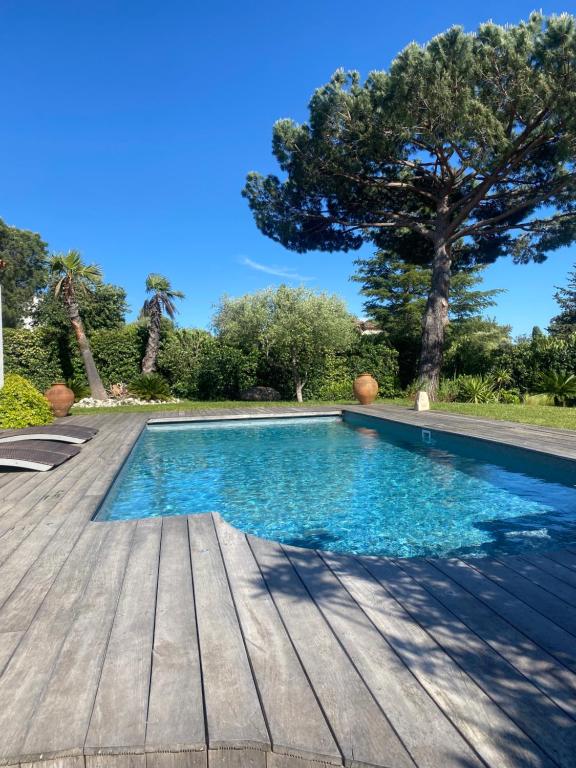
243, 13, 576, 397
213, 285, 356, 401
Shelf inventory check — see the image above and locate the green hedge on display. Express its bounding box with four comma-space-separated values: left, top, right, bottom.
3, 328, 64, 391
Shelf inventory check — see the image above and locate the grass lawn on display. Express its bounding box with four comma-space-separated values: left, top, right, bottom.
72, 397, 576, 430
384, 398, 576, 430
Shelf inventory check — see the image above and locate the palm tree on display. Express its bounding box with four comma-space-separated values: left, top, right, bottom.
48, 250, 107, 400
140, 274, 184, 373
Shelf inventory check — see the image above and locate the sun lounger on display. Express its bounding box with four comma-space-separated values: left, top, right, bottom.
0, 424, 97, 444
0, 440, 81, 471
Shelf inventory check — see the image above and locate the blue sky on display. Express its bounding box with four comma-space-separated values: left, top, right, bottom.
1, 0, 575, 336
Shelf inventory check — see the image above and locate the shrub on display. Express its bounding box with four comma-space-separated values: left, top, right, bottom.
157, 328, 213, 398
535, 370, 576, 406
497, 388, 522, 404
3, 328, 64, 391
455, 375, 496, 404
524, 393, 555, 406
0, 374, 54, 428
129, 374, 172, 401
436, 378, 460, 402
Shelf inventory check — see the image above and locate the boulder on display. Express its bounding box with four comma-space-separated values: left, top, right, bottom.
240, 386, 282, 402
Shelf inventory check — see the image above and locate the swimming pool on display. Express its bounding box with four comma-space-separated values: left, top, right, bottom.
95, 413, 576, 558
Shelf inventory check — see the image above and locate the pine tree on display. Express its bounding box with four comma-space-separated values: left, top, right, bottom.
549, 265, 576, 336
353, 254, 502, 384
243, 13, 576, 397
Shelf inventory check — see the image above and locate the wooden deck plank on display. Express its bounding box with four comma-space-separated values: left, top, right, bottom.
188, 515, 269, 753
323, 551, 556, 768
214, 517, 341, 766
249, 535, 415, 768
20, 521, 137, 762
495, 555, 576, 607
283, 544, 484, 768
402, 557, 576, 717
85, 518, 162, 755
432, 558, 576, 673
546, 549, 576, 571
0, 631, 23, 677
470, 557, 576, 635
363, 556, 576, 768
0, 523, 107, 765
145, 515, 205, 754
521, 553, 576, 588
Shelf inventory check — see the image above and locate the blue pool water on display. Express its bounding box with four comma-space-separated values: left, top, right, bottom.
96, 415, 576, 558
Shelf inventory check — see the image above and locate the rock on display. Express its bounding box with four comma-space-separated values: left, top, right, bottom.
414, 390, 430, 411
239, 386, 281, 402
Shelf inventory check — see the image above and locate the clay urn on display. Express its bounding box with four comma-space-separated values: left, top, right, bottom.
45, 382, 75, 417
353, 373, 379, 405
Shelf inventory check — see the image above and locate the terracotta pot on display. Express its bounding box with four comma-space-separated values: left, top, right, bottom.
45, 382, 75, 417
353, 373, 379, 405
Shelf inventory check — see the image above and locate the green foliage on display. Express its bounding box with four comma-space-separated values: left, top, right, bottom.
0, 218, 48, 327
535, 371, 576, 406
196, 342, 259, 400
353, 255, 503, 384
34, 282, 128, 333
89, 325, 148, 386
157, 328, 213, 398
455, 375, 497, 404
498, 389, 522, 404
3, 328, 64, 391
244, 14, 576, 390
129, 373, 172, 401
444, 318, 512, 377
65, 378, 90, 401
0, 374, 54, 428
214, 285, 357, 400
549, 263, 576, 336
493, 333, 576, 393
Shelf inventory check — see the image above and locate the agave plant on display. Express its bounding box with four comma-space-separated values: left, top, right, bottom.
129, 373, 172, 402
536, 371, 576, 406
456, 375, 496, 404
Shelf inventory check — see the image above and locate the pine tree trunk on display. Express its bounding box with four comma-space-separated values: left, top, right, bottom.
142, 310, 160, 374
66, 299, 107, 401
418, 240, 451, 400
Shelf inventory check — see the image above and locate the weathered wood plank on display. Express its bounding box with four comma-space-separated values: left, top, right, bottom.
249, 535, 414, 768
145, 750, 207, 768
495, 555, 576, 607
0, 631, 22, 676
324, 551, 556, 768
470, 557, 576, 635
432, 557, 576, 672
284, 544, 484, 768
364, 555, 576, 767
214, 517, 341, 765
0, 523, 106, 764
146, 515, 205, 753
208, 748, 266, 768
85, 518, 162, 755
404, 557, 576, 717
521, 552, 576, 588
20, 521, 137, 762
188, 515, 269, 752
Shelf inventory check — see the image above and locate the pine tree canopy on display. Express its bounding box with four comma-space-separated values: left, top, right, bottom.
549, 264, 576, 336
243, 13, 576, 266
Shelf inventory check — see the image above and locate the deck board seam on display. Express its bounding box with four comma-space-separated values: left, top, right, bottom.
143, 518, 164, 748
494, 557, 576, 608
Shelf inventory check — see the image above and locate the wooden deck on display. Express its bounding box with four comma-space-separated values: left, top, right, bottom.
1, 405, 576, 768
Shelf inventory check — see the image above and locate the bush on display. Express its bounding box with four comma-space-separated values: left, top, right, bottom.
129, 374, 172, 401
455, 375, 496, 404
436, 378, 460, 402
497, 388, 522, 404
3, 328, 64, 391
157, 328, 213, 398
0, 374, 54, 428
